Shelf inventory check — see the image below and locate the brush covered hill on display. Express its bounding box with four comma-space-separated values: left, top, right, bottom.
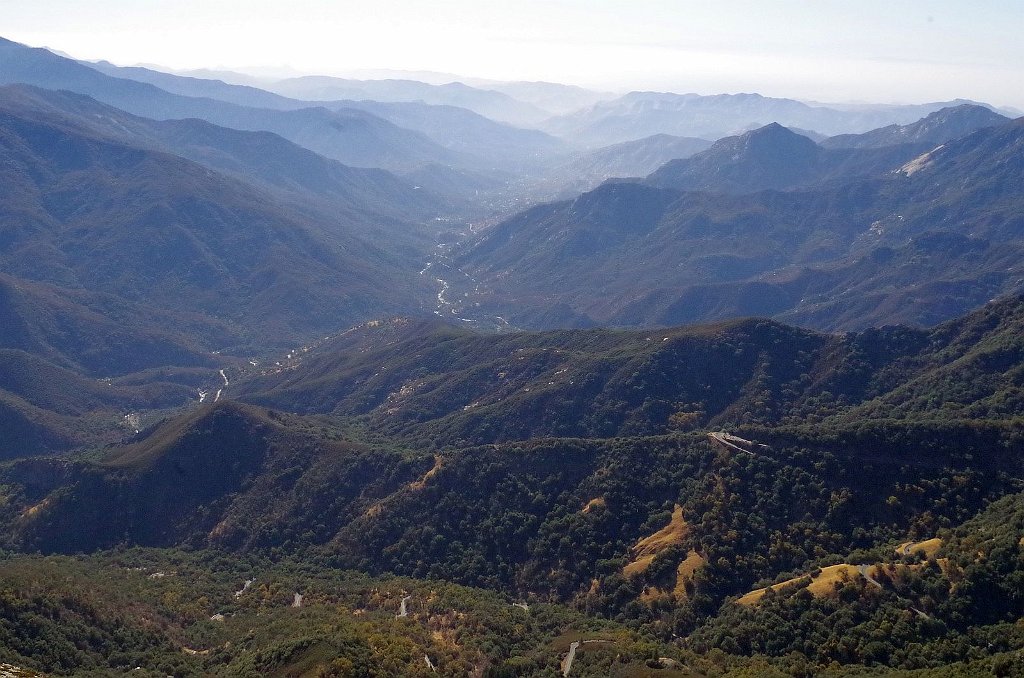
0, 548, 706, 677
452, 116, 1024, 331
0, 400, 1021, 674
686, 486, 1024, 673
233, 296, 1024, 446
2, 303, 1024, 674
0, 347, 210, 458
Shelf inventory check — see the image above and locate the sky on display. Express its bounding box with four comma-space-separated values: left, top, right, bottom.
4, 0, 1024, 108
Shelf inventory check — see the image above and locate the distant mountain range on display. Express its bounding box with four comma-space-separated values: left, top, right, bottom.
86, 59, 570, 172
536, 133, 714, 198
0, 38, 476, 172
0, 84, 449, 227
266, 76, 551, 127
542, 90, 1016, 146
452, 112, 1023, 331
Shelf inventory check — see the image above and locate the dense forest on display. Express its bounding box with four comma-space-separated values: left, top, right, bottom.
0, 299, 1023, 675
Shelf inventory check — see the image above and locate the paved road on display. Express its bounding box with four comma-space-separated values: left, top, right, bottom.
396, 595, 411, 619
858, 564, 931, 619
234, 579, 254, 598
708, 432, 754, 455
857, 564, 883, 588
561, 641, 580, 677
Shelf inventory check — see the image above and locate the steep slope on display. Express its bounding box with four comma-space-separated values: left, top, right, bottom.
3, 403, 281, 551
821, 103, 1011, 149
647, 123, 822, 192
454, 118, 1024, 330
0, 302, 1022, 675
0, 346, 207, 458
0, 99, 432, 372
0, 84, 449, 228
0, 37, 464, 172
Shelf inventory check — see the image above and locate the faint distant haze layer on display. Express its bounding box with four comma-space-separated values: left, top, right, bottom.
4, 0, 1023, 108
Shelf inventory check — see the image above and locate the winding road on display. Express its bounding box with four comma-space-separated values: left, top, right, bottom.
561, 641, 580, 677
396, 595, 411, 619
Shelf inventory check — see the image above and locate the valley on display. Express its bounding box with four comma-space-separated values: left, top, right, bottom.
0, 28, 1022, 678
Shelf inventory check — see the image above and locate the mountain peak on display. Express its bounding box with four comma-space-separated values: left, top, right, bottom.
751, 121, 789, 133
645, 122, 822, 193
741, 121, 815, 144
702, 121, 819, 162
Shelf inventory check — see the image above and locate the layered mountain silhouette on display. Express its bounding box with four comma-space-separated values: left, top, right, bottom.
0, 37, 467, 172
646, 111, 1007, 194
0, 88, 435, 375
266, 75, 551, 127
84, 60, 570, 172
0, 84, 448, 229
543, 90, 1012, 146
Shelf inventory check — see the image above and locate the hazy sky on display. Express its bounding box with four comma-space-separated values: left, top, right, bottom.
5, 0, 1023, 108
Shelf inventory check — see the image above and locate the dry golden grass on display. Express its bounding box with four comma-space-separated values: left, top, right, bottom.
639, 586, 671, 604
737, 564, 864, 606
18, 497, 52, 520
672, 550, 705, 600
806, 564, 863, 596
896, 538, 943, 558
409, 455, 442, 491
582, 497, 606, 514
622, 504, 689, 577
623, 554, 657, 578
